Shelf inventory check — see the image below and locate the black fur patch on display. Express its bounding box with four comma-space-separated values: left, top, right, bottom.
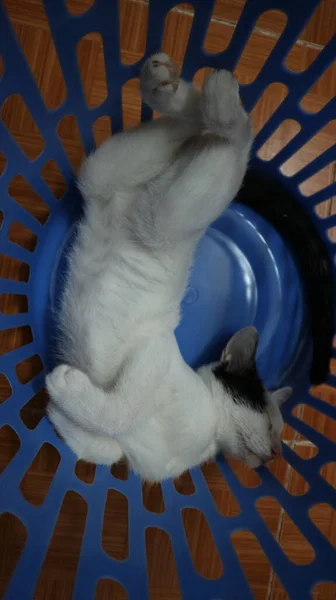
213, 361, 267, 412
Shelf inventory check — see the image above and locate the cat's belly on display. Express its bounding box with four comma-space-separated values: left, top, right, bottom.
60, 273, 180, 386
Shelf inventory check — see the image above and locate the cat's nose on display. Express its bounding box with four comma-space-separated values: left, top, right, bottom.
271, 445, 282, 458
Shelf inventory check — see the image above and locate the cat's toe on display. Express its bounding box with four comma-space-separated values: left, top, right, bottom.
141, 53, 179, 96
201, 69, 241, 129
202, 69, 239, 103
46, 364, 86, 401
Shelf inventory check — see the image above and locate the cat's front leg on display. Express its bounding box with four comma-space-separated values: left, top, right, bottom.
46, 365, 105, 431
46, 363, 146, 437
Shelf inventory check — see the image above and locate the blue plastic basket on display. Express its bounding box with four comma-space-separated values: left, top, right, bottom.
0, 0, 336, 598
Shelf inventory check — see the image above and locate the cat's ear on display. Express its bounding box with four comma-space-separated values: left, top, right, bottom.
271, 386, 292, 406
221, 326, 259, 373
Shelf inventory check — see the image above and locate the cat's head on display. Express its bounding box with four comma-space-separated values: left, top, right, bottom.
200, 326, 292, 468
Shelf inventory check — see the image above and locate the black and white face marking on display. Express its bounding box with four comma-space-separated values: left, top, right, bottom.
213, 326, 266, 412
212, 326, 293, 467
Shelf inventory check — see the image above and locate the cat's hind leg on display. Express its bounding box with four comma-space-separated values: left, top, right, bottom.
78, 54, 202, 209
140, 53, 201, 123
133, 69, 253, 248
48, 405, 123, 465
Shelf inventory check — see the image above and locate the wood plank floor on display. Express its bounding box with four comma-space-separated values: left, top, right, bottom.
0, 1, 335, 599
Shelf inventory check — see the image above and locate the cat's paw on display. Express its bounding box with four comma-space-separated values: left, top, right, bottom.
46, 364, 90, 405
141, 53, 180, 104
201, 69, 240, 127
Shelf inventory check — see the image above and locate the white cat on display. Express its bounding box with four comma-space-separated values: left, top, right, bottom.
46, 54, 292, 482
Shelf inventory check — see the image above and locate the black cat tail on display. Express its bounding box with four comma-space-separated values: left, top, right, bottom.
236, 170, 334, 386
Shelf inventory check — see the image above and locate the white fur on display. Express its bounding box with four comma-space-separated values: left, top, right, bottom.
46, 54, 289, 481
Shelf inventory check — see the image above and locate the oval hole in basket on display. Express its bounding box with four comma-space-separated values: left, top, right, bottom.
102, 489, 128, 560
281, 121, 336, 177
1, 94, 44, 160
0, 373, 12, 403
122, 78, 141, 129
57, 114, 86, 174
162, 4, 194, 69
120, 0, 148, 65
0, 425, 20, 474
77, 33, 107, 108
300, 164, 334, 199
256, 496, 282, 537
251, 83, 289, 136
95, 578, 128, 600
34, 491, 87, 598
111, 460, 128, 481
8, 222, 37, 252
327, 227, 336, 243
294, 444, 319, 462
93, 116, 111, 148
0, 513, 27, 598
312, 581, 336, 599
257, 119, 301, 162
182, 507, 223, 579
281, 509, 315, 564
300, 61, 336, 114
309, 503, 336, 549
201, 461, 240, 516
310, 384, 336, 407
75, 460, 96, 484
193, 67, 215, 89
0, 210, 3, 228
0, 55, 3, 78
287, 464, 310, 496
173, 469, 195, 495
314, 198, 333, 219
16, 353, 43, 384
234, 11, 287, 84
146, 527, 182, 600
0, 293, 28, 315
41, 159, 68, 200
266, 455, 291, 488
320, 462, 336, 491
4, 0, 66, 109
203, 0, 244, 54
20, 443, 61, 505
142, 482, 165, 514
285, 0, 335, 74
231, 529, 273, 596
0, 255, 30, 283
299, 0, 336, 46
66, 0, 94, 15
9, 175, 50, 224
285, 41, 321, 73
0, 151, 6, 175
294, 403, 336, 443
20, 388, 48, 429
227, 457, 261, 487
0, 325, 33, 356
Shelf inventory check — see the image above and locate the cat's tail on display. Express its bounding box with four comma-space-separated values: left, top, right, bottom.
237, 171, 334, 385
200, 70, 253, 152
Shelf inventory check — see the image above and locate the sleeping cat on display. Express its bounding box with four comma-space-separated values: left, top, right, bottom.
46, 53, 292, 481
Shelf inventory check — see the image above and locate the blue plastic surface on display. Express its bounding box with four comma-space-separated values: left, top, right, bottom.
0, 0, 335, 598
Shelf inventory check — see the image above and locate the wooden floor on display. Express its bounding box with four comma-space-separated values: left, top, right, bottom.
0, 0, 336, 598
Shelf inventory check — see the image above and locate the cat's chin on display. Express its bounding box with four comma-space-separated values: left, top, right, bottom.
244, 454, 263, 469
